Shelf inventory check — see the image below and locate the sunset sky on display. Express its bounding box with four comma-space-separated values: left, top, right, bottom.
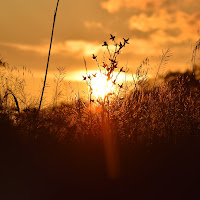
1, 0, 200, 85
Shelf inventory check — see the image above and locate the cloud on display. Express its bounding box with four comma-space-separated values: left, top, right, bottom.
101, 0, 124, 13
124, 39, 159, 56
0, 42, 49, 54
62, 40, 103, 56
101, 0, 199, 13
101, 0, 163, 13
129, 10, 200, 43
0, 40, 104, 57
84, 21, 103, 29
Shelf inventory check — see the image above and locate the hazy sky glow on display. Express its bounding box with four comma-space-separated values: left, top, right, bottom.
1, 0, 200, 80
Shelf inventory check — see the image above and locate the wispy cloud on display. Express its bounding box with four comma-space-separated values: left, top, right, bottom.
0, 42, 49, 54
64, 40, 103, 56
101, 0, 200, 13
84, 21, 103, 29
101, 0, 163, 13
0, 40, 104, 57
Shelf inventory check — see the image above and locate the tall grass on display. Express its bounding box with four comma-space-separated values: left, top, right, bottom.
0, 35, 200, 180
0, 60, 31, 114
0, 33, 199, 147
12, 71, 199, 145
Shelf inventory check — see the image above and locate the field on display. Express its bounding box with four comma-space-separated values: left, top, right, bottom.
1, 50, 200, 199
1, 1, 200, 198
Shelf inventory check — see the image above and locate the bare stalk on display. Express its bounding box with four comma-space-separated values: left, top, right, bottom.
39, 0, 60, 110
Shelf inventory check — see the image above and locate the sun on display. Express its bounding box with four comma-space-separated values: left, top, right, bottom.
91, 72, 115, 99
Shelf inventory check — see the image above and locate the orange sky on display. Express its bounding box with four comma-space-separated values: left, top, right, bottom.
1, 0, 200, 101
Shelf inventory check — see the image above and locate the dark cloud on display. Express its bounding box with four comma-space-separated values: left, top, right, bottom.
164, 28, 182, 37
188, 13, 200, 25
131, 29, 158, 39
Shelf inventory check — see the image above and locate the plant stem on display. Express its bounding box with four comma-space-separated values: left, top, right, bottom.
39, 0, 60, 110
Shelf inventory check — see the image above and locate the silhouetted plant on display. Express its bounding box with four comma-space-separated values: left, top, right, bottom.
52, 66, 66, 108
153, 48, 172, 87
192, 35, 200, 73
83, 35, 129, 117
3, 89, 20, 114
39, 0, 60, 110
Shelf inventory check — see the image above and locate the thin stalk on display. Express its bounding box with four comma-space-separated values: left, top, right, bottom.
39, 0, 60, 110
153, 48, 171, 88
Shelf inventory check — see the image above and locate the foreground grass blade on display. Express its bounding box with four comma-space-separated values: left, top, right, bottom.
39, 0, 60, 110
3, 89, 20, 114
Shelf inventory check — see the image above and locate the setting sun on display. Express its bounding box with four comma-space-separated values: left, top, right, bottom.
91, 72, 115, 99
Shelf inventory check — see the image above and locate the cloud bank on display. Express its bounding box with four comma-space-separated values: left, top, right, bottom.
101, 0, 199, 13
0, 40, 103, 58
129, 10, 200, 43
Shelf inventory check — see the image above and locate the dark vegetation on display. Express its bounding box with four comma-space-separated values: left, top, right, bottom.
1, 41, 200, 199
1, 19, 200, 198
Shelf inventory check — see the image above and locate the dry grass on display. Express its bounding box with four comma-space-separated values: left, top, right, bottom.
0, 35, 200, 199
0, 34, 200, 146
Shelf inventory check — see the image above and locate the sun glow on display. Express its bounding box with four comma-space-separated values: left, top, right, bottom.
91, 72, 115, 99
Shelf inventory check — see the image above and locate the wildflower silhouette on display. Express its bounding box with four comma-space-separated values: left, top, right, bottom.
102, 41, 108, 46
110, 34, 115, 41
83, 34, 130, 103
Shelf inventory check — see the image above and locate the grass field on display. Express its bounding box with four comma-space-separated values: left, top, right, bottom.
0, 7, 200, 197
1, 50, 200, 199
